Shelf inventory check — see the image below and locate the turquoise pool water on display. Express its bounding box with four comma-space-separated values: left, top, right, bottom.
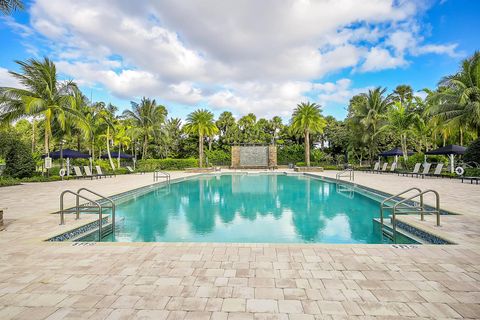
99, 174, 407, 244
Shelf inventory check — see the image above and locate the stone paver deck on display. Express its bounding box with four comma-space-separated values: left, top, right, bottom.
0, 170, 479, 319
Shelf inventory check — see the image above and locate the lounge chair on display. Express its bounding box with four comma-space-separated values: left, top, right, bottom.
414, 163, 432, 178
399, 163, 421, 176
126, 166, 135, 174
386, 162, 397, 174
368, 162, 380, 173
375, 163, 388, 174
425, 163, 444, 178
83, 166, 100, 179
95, 165, 115, 178
73, 166, 93, 180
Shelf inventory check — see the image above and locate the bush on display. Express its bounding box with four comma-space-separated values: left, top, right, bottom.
465, 168, 480, 177
137, 158, 198, 171
278, 145, 304, 165
0, 177, 21, 187
404, 153, 448, 170
464, 139, 480, 164
3, 141, 36, 178
205, 149, 230, 166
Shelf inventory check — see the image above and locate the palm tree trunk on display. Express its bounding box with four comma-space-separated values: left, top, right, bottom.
117, 144, 121, 168
142, 134, 148, 159
305, 130, 310, 167
31, 118, 35, 153
106, 127, 115, 170
77, 135, 81, 150
460, 127, 463, 146
199, 134, 204, 167
44, 128, 49, 155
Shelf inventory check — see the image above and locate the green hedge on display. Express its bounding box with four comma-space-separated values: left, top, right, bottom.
137, 158, 198, 171
205, 149, 230, 166
464, 139, 480, 164
465, 168, 480, 177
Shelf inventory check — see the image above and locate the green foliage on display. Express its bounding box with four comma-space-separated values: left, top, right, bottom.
137, 158, 198, 171
311, 149, 326, 162
3, 141, 35, 178
465, 168, 480, 177
0, 176, 20, 187
205, 149, 230, 166
464, 139, 480, 164
278, 144, 304, 165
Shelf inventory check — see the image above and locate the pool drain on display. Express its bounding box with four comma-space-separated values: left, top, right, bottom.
391, 244, 418, 249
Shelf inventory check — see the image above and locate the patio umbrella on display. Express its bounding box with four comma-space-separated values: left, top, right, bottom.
42, 149, 91, 177
426, 144, 467, 173
42, 149, 90, 159
378, 147, 414, 163
100, 152, 134, 159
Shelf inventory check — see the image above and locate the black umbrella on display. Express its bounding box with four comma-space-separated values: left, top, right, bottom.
426, 144, 466, 173
425, 144, 466, 155
101, 152, 134, 159
42, 149, 90, 159
379, 147, 414, 157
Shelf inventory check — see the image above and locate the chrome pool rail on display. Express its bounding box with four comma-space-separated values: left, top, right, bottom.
153, 171, 171, 183
380, 187, 441, 242
336, 168, 354, 181
59, 188, 115, 240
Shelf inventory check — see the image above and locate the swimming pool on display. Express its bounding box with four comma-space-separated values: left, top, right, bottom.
91, 173, 415, 244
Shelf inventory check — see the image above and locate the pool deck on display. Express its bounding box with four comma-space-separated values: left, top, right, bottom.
0, 170, 479, 319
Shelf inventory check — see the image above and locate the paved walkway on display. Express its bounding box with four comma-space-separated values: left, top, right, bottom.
0, 170, 478, 319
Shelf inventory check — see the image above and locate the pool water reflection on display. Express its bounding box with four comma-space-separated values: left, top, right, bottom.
103, 174, 392, 243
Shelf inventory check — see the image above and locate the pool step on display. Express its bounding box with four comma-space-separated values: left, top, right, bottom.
373, 218, 424, 244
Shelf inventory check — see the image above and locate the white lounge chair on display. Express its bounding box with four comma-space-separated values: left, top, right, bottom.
73, 166, 93, 180
399, 163, 421, 176
376, 163, 388, 174
95, 165, 115, 178
414, 163, 432, 178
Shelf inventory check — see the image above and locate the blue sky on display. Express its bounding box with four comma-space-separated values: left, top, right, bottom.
0, 0, 478, 121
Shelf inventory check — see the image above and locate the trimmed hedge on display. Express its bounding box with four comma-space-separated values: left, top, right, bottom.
137, 158, 198, 171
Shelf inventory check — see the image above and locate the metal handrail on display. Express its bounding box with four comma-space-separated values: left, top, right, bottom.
378, 187, 441, 243
60, 190, 103, 240
153, 171, 171, 183
77, 188, 116, 237
393, 189, 440, 225
336, 168, 354, 181
380, 187, 422, 224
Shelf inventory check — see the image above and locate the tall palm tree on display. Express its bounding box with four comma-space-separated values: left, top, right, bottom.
0, 0, 23, 15
430, 51, 480, 137
114, 123, 131, 168
97, 103, 116, 170
349, 87, 392, 162
0, 57, 86, 155
184, 109, 219, 167
122, 97, 167, 159
290, 102, 326, 166
382, 101, 419, 161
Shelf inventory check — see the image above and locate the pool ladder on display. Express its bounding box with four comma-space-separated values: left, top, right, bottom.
379, 187, 440, 242
336, 168, 354, 181
59, 188, 116, 241
153, 171, 171, 183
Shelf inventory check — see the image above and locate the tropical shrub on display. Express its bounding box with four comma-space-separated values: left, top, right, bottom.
278, 144, 304, 165
137, 158, 198, 171
205, 149, 230, 166
3, 141, 36, 178
465, 168, 480, 177
464, 139, 480, 164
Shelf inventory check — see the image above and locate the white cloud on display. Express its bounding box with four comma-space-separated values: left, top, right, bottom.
361, 47, 407, 72
1, 0, 460, 118
0, 67, 22, 88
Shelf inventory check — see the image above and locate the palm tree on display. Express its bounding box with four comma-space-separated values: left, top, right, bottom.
382, 101, 419, 161
0, 0, 23, 15
122, 97, 167, 159
430, 52, 480, 137
97, 103, 116, 170
290, 102, 326, 166
0, 57, 86, 155
184, 109, 219, 167
349, 87, 392, 162
114, 124, 131, 168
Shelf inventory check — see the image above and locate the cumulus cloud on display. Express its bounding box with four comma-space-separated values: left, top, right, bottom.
0, 67, 22, 88
1, 0, 460, 118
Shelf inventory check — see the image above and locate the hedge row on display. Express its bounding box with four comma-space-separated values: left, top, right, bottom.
137, 158, 198, 171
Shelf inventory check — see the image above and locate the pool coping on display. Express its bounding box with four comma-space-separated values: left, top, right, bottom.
45, 171, 456, 245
